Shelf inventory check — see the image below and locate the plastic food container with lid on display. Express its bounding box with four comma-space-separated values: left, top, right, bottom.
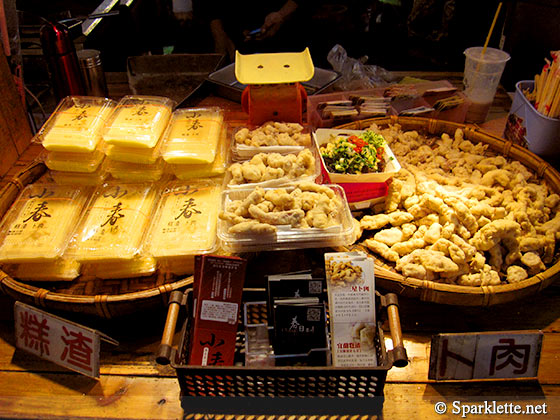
85, 256, 157, 279
69, 182, 158, 262
36, 96, 116, 153
169, 124, 229, 180
43, 147, 105, 173
161, 107, 224, 164
146, 179, 222, 274
102, 95, 175, 149
231, 122, 311, 161
49, 163, 108, 186
105, 158, 166, 182
224, 147, 321, 189
217, 183, 354, 252
104, 138, 163, 165
0, 184, 89, 263
4, 259, 82, 282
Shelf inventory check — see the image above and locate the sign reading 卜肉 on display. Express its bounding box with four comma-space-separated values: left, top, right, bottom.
14, 301, 118, 378
429, 331, 543, 381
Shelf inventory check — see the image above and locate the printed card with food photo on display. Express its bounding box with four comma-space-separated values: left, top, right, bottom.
325, 251, 376, 367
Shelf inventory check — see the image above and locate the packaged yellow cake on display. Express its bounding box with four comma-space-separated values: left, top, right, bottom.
0, 184, 89, 263
169, 125, 228, 180
105, 141, 161, 165
4, 259, 81, 281
70, 183, 158, 262
106, 158, 166, 182
147, 180, 221, 270
161, 107, 224, 164
50, 164, 108, 186
85, 256, 157, 279
38, 96, 116, 153
44, 148, 105, 173
103, 96, 174, 149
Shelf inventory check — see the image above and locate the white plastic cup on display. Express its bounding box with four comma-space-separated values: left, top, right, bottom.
463, 47, 510, 123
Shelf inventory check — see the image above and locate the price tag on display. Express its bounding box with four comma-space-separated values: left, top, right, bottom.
14, 302, 118, 378
429, 331, 543, 381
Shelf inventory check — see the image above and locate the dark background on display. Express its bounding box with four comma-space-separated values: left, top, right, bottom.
13, 0, 560, 91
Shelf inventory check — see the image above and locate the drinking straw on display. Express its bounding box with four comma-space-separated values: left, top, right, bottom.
475, 2, 502, 72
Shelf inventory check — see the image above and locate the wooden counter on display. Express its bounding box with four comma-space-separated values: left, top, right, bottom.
1, 73, 559, 419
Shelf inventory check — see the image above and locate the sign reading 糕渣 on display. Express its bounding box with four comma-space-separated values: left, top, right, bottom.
14, 302, 118, 378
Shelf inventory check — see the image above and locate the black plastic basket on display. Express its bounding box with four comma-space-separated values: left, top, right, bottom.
157, 288, 408, 414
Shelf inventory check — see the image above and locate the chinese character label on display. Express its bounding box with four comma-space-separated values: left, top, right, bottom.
14, 302, 101, 378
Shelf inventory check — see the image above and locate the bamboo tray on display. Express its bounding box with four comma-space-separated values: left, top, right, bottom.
337, 115, 560, 306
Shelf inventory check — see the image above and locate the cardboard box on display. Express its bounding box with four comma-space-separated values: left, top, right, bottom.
188, 255, 247, 366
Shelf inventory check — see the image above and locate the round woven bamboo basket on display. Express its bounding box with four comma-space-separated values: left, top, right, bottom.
0, 161, 194, 318
337, 115, 560, 306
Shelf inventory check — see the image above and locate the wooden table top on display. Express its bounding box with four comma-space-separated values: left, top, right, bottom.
0, 72, 559, 419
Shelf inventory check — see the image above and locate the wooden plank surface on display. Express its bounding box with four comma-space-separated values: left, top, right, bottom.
0, 370, 558, 420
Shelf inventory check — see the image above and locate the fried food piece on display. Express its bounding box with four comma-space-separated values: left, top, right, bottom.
373, 227, 404, 247
389, 211, 414, 226
248, 205, 305, 227
228, 220, 276, 234
361, 214, 390, 230
364, 239, 399, 263
506, 265, 529, 283
520, 252, 546, 276
471, 219, 521, 251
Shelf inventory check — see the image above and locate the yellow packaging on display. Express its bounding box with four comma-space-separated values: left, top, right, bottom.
105, 141, 161, 164
70, 183, 157, 262
103, 96, 174, 149
50, 165, 108, 186
0, 184, 89, 263
147, 180, 221, 263
86, 256, 157, 279
44, 149, 105, 173
39, 96, 116, 153
161, 107, 224, 164
170, 125, 228, 180
4, 259, 81, 281
106, 158, 165, 182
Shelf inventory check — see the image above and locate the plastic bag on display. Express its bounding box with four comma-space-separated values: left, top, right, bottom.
327, 44, 394, 91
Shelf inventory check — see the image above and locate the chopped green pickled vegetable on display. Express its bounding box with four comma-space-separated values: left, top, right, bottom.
320, 130, 387, 174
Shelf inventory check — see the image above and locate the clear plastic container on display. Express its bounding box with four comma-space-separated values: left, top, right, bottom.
170, 124, 229, 180
36, 96, 116, 153
3, 259, 81, 281
106, 158, 166, 182
146, 179, 221, 264
0, 184, 89, 263
69, 182, 158, 262
49, 164, 108, 186
102, 95, 174, 149
161, 107, 224, 164
43, 148, 105, 173
218, 183, 354, 252
85, 256, 157, 279
104, 136, 163, 164
231, 122, 311, 161
224, 147, 320, 189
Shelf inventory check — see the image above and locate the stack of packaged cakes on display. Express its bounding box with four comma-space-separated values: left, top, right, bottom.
103, 95, 174, 182
161, 107, 227, 180
37, 96, 115, 185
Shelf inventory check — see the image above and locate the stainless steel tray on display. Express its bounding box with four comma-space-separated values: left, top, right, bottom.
207, 63, 341, 102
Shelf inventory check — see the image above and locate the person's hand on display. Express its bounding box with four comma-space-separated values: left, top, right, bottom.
259, 11, 284, 39
210, 19, 236, 62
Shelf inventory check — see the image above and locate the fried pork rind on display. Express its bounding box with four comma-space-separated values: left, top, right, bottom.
222, 183, 342, 234
226, 149, 316, 185
234, 122, 310, 147
358, 123, 560, 286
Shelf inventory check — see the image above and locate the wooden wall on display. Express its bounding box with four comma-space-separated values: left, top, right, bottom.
0, 51, 32, 178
